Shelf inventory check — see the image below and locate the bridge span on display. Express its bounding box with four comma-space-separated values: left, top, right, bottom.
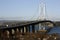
0, 20, 55, 30
0, 20, 58, 40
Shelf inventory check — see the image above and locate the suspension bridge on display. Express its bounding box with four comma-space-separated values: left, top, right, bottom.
0, 0, 60, 40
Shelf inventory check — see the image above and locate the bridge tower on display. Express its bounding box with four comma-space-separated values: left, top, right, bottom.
38, 0, 47, 31
38, 0, 46, 20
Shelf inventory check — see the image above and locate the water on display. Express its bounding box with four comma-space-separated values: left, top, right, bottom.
48, 26, 60, 34
30, 25, 60, 34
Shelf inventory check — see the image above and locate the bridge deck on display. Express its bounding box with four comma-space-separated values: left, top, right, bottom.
0, 20, 54, 30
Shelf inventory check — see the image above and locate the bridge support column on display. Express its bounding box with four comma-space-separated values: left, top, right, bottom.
9, 29, 15, 40
2, 30, 10, 40
32, 25, 35, 33
18, 28, 21, 32
29, 25, 32, 33
11, 29, 15, 35
39, 23, 42, 31
24, 26, 26, 33
16, 28, 19, 32
22, 27, 24, 33
6, 30, 10, 38
26, 26, 30, 33
28, 25, 30, 33
25, 26, 28, 33
14, 28, 20, 40
20, 27, 24, 33
21, 28, 23, 33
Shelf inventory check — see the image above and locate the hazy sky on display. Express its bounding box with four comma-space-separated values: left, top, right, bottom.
0, 0, 60, 21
